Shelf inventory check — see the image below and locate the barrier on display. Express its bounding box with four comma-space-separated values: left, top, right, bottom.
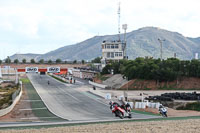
0, 81, 23, 117
89, 81, 107, 89
134, 102, 160, 109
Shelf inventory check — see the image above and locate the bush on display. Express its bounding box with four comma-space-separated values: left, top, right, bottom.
177, 102, 200, 111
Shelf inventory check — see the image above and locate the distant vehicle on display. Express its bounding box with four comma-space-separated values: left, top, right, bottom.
109, 101, 132, 119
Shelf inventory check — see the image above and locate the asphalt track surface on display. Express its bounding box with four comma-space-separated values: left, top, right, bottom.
0, 73, 162, 128
27, 73, 161, 121
27, 73, 115, 121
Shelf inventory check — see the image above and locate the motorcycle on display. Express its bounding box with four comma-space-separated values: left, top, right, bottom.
109, 101, 132, 119
159, 105, 168, 117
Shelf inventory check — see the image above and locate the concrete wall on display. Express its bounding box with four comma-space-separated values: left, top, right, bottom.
89, 81, 107, 89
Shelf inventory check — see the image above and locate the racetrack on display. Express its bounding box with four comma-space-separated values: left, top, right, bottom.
27, 73, 160, 122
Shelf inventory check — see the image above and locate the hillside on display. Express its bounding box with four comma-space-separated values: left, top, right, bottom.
9, 27, 200, 61
9, 53, 41, 62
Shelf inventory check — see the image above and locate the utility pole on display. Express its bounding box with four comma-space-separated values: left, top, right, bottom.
122, 24, 127, 59
158, 38, 165, 60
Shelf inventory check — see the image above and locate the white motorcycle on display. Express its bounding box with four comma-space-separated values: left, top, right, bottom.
159, 105, 168, 117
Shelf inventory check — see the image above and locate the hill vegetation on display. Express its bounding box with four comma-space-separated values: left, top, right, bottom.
102, 57, 200, 82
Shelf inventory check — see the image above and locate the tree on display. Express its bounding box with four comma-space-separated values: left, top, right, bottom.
5, 56, 11, 64
73, 60, 77, 64
30, 59, 35, 64
48, 59, 52, 64
0, 60, 2, 64
91, 57, 101, 63
81, 60, 85, 64
22, 58, 26, 63
56, 59, 62, 64
14, 59, 19, 64
39, 59, 44, 64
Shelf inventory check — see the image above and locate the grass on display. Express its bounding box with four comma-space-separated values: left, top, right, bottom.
22, 77, 65, 122
177, 102, 200, 111
20, 78, 30, 84
49, 75, 67, 83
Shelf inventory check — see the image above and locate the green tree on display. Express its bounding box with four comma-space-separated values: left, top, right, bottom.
56, 59, 62, 64
39, 59, 44, 64
30, 59, 35, 64
0, 60, 2, 64
48, 59, 52, 64
91, 57, 101, 63
73, 60, 77, 64
14, 59, 19, 64
81, 60, 85, 64
5, 56, 11, 64
22, 58, 26, 63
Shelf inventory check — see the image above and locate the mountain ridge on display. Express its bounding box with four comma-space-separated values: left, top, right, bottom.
9, 27, 200, 61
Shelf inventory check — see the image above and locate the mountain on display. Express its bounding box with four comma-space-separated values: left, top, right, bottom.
9, 27, 200, 61
9, 53, 41, 62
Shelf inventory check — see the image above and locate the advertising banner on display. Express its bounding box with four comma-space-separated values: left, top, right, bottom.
47, 67, 60, 73
25, 67, 38, 73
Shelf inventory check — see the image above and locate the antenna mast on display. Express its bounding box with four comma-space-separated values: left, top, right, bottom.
118, 1, 121, 41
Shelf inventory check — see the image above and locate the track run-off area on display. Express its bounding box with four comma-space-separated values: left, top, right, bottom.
0, 73, 160, 128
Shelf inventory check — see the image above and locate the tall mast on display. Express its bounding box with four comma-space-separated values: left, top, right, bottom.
118, 2, 121, 41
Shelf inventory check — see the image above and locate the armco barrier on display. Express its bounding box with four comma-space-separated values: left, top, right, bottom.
0, 82, 23, 117
89, 81, 107, 89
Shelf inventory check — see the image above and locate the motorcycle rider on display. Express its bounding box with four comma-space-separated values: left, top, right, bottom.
159, 104, 168, 117
109, 101, 120, 117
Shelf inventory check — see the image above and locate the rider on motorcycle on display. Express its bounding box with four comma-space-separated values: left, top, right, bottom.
159, 104, 168, 117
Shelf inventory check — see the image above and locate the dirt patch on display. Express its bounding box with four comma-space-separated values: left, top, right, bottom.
0, 64, 86, 69
136, 107, 200, 117
121, 77, 200, 90
1, 119, 200, 133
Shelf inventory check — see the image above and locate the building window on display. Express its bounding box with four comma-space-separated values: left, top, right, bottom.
107, 44, 110, 49
102, 45, 104, 49
111, 44, 115, 49
107, 52, 110, 58
111, 52, 114, 58
115, 44, 119, 49
119, 52, 122, 56
115, 52, 119, 57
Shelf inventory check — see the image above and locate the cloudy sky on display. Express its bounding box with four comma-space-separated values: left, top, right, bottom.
0, 0, 200, 59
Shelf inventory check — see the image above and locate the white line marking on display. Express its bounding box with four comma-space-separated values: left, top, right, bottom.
21, 100, 41, 102
19, 108, 47, 111
20, 117, 58, 120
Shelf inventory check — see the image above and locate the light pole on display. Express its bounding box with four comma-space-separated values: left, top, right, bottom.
122, 24, 128, 59
158, 38, 165, 60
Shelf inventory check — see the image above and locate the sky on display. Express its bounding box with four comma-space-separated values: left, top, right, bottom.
0, 0, 200, 59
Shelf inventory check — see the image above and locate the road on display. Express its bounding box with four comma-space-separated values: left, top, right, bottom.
27, 73, 160, 121
27, 73, 115, 121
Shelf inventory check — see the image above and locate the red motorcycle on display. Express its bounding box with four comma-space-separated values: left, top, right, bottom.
109, 101, 132, 119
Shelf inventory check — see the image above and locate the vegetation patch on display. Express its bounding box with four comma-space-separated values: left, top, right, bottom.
0, 83, 19, 109
49, 74, 67, 83
177, 102, 200, 111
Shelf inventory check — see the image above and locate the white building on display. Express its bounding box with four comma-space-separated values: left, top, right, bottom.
101, 40, 124, 67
